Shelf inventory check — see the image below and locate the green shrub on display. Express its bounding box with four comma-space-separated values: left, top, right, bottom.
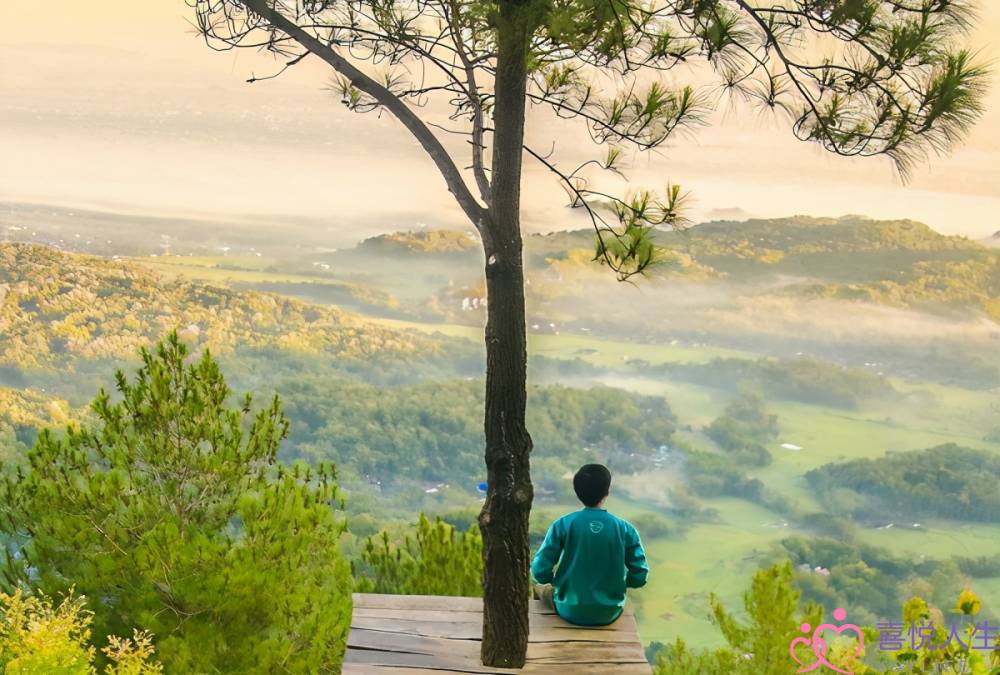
0, 589, 160, 674
1, 334, 352, 672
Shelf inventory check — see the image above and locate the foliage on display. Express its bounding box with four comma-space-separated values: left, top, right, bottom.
0, 589, 94, 674
680, 449, 790, 515
356, 514, 483, 597
658, 215, 994, 274
664, 356, 895, 409
806, 444, 1000, 523
626, 512, 679, 540
100, 631, 161, 675
285, 377, 675, 484
667, 217, 987, 261
654, 562, 999, 674
0, 334, 352, 673
0, 388, 71, 465
404, 216, 999, 332
655, 561, 823, 674
520, 216, 1000, 320
0, 243, 438, 371
0, 589, 161, 674
705, 389, 778, 467
359, 230, 481, 256
2, 329, 677, 500
868, 589, 999, 675
774, 536, 993, 629
679, 216, 1000, 320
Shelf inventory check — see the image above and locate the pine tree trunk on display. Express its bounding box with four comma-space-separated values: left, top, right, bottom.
478, 1, 533, 668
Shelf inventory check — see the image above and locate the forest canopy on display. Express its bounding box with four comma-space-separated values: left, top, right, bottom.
806, 444, 1000, 523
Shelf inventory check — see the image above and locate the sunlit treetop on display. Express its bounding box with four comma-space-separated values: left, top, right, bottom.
192, 0, 988, 279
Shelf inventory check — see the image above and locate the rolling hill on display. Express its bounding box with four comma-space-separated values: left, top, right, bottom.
0, 243, 443, 372
296, 215, 1000, 322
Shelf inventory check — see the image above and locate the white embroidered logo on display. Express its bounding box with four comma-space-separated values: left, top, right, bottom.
589, 521, 604, 534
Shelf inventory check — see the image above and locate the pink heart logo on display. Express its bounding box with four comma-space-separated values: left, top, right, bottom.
787, 610, 864, 675
788, 635, 815, 669
810, 621, 864, 674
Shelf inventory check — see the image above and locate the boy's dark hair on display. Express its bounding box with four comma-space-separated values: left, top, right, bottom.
573, 464, 611, 507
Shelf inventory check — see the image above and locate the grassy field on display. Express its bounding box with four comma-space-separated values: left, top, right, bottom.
130, 253, 464, 306
581, 381, 997, 648
610, 496, 793, 648
374, 317, 753, 366
132, 255, 338, 285
131, 255, 400, 311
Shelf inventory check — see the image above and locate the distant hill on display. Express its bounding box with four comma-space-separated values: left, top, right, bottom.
358, 229, 480, 256
0, 243, 442, 371
527, 216, 1000, 320
280, 216, 1000, 328
0, 387, 70, 462
530, 215, 989, 265
320, 216, 999, 322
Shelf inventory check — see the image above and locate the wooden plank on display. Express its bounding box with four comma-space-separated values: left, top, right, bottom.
342, 663, 652, 674
348, 628, 645, 660
348, 629, 482, 659
526, 663, 651, 674
344, 649, 516, 673
344, 667, 491, 675
352, 593, 633, 617
351, 617, 484, 640
350, 617, 638, 643
353, 593, 560, 614
353, 593, 484, 612
538, 611, 638, 635
344, 649, 650, 673
353, 608, 486, 623
346, 593, 650, 673
352, 607, 637, 633
525, 641, 647, 664
347, 622, 641, 653
529, 629, 641, 644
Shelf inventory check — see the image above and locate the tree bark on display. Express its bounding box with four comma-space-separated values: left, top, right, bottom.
478, 1, 533, 668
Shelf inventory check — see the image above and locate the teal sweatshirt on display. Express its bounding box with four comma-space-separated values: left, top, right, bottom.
530, 507, 648, 626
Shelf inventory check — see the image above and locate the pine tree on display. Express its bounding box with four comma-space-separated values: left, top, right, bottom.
0, 334, 352, 673
358, 514, 484, 597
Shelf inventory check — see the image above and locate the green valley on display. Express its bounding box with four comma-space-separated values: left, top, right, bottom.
2, 215, 998, 657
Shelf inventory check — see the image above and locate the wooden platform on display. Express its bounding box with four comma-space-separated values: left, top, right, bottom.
343, 593, 651, 674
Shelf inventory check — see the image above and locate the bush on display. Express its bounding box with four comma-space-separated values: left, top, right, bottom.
662, 357, 895, 409
1, 334, 353, 672
356, 514, 483, 597
704, 389, 777, 467
0, 589, 160, 674
628, 512, 678, 539
806, 444, 1000, 522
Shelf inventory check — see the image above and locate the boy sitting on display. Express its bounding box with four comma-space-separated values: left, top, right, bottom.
531, 463, 649, 626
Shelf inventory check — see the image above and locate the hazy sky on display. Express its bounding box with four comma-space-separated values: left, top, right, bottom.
2, 1, 999, 238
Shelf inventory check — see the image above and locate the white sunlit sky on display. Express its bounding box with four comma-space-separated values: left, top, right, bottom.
2, 1, 999, 239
